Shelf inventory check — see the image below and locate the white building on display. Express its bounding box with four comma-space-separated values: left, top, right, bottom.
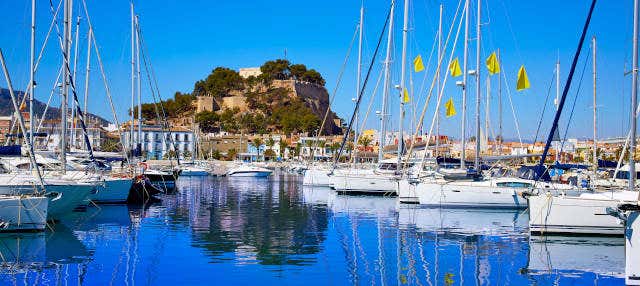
298, 137, 331, 160
121, 125, 195, 160
37, 119, 108, 151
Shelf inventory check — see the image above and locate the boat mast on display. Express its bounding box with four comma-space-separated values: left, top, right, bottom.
460, 0, 469, 169
497, 49, 502, 155
378, 0, 395, 162
435, 4, 443, 158
130, 2, 136, 156
354, 1, 364, 163
474, 0, 481, 171
592, 36, 597, 172
61, 0, 72, 174
136, 15, 142, 159
29, 0, 36, 169
397, 0, 409, 170
83, 28, 92, 133
485, 76, 490, 153
71, 15, 80, 149
0, 49, 46, 189
555, 57, 560, 162
631, 0, 639, 194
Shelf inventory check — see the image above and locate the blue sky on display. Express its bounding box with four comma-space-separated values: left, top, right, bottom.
0, 0, 633, 141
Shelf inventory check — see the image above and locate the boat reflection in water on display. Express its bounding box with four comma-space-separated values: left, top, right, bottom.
0, 224, 91, 278
527, 236, 624, 279
396, 205, 624, 285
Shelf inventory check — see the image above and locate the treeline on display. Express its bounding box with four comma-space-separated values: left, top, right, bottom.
132, 92, 195, 120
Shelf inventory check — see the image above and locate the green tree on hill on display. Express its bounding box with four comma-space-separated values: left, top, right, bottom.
195, 111, 220, 133
220, 108, 240, 133
260, 59, 291, 82
133, 92, 195, 120
194, 67, 244, 97
290, 64, 307, 80
301, 69, 325, 86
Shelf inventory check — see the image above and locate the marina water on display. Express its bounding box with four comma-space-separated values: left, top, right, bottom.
0, 173, 625, 285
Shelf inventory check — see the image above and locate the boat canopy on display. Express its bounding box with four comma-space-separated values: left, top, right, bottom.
0, 145, 20, 156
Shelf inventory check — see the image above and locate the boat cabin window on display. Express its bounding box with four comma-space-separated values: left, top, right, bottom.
378, 163, 397, 170
615, 171, 640, 180
496, 181, 532, 188
15, 162, 60, 171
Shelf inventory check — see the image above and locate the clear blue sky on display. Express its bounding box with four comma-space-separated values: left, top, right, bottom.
0, 0, 633, 141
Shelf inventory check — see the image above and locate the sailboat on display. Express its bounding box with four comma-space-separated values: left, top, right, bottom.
0, 3, 97, 220
328, 0, 406, 195
394, 0, 558, 209
526, 0, 637, 236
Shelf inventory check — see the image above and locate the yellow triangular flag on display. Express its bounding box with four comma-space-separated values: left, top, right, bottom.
445, 97, 457, 117
516, 65, 530, 91
413, 55, 425, 72
403, 88, 410, 103
485, 52, 500, 75
449, 58, 462, 77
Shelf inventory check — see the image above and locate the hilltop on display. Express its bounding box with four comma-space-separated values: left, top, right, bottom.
135, 59, 343, 135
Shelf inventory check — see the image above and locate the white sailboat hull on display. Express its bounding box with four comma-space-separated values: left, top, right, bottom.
0, 196, 48, 232
626, 211, 640, 285
330, 172, 397, 195
527, 192, 637, 235
302, 168, 332, 187
414, 179, 528, 209
397, 178, 420, 204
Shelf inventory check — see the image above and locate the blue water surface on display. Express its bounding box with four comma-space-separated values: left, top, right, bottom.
0, 173, 625, 285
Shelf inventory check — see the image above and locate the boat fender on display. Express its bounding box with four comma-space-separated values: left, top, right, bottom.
520, 190, 534, 199
46, 192, 63, 202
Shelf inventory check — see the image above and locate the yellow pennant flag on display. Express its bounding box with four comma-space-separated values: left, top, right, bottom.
516, 65, 530, 91
445, 97, 457, 117
449, 58, 462, 77
413, 55, 425, 72
403, 89, 410, 103
485, 52, 500, 75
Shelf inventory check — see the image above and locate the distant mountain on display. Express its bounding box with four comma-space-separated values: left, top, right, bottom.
0, 88, 110, 125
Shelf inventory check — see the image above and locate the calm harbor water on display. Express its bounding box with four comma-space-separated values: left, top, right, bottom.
0, 173, 625, 285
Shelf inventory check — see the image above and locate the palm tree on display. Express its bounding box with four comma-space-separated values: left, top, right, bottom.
305, 139, 315, 160
318, 140, 327, 158
266, 137, 275, 157
278, 139, 288, 159
329, 142, 340, 159
251, 137, 264, 161
358, 136, 372, 152
227, 148, 238, 161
